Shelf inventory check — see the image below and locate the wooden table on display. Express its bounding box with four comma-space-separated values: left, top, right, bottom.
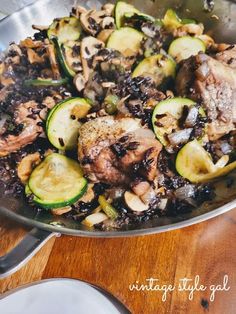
1, 207, 236, 314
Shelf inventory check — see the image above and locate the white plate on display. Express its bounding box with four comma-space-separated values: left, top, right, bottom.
0, 279, 129, 314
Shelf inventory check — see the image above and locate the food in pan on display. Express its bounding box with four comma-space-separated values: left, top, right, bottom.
0, 1, 235, 230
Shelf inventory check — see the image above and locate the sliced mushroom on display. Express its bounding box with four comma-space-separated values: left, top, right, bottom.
20, 38, 43, 49
80, 37, 105, 81
17, 152, 41, 184
32, 24, 49, 31
8, 43, 22, 56
80, 10, 103, 36
46, 44, 61, 79
74, 73, 86, 92
101, 16, 115, 29
27, 48, 44, 64
124, 191, 149, 212
131, 180, 151, 197
80, 10, 114, 36
71, 5, 88, 18
173, 23, 204, 37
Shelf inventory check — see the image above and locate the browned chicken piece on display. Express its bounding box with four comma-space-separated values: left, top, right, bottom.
78, 116, 162, 185
176, 52, 236, 141
0, 101, 43, 157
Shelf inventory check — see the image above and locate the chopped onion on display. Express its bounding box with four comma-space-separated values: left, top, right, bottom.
175, 185, 196, 200
215, 155, 229, 169
220, 142, 232, 155
140, 187, 156, 205
82, 213, 108, 227
184, 106, 199, 128
158, 198, 168, 210
168, 128, 193, 146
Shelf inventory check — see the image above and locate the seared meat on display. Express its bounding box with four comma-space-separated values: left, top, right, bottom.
176, 53, 236, 140
0, 101, 42, 156
78, 116, 162, 185
0, 90, 67, 156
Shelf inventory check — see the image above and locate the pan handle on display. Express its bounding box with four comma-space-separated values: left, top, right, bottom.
0, 228, 58, 278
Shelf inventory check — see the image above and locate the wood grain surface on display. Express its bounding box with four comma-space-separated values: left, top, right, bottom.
1, 208, 236, 314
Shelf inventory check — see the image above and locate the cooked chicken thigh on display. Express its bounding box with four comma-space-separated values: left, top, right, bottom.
78, 116, 162, 184
176, 52, 236, 140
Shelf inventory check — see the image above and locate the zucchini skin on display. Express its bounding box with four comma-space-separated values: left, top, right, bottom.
33, 181, 87, 209
26, 182, 88, 209
132, 54, 176, 87
24, 78, 69, 87
52, 38, 76, 78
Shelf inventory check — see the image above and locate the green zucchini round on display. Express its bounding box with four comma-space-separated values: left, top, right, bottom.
47, 17, 81, 43
46, 98, 91, 150
115, 1, 139, 28
28, 153, 87, 209
152, 97, 196, 146
168, 36, 206, 63
132, 54, 176, 86
106, 27, 144, 57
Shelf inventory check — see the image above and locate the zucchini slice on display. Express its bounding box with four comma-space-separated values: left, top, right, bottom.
53, 39, 81, 78
28, 153, 87, 208
176, 140, 236, 183
152, 97, 197, 146
106, 27, 144, 57
162, 9, 182, 30
46, 98, 91, 150
132, 54, 176, 86
162, 9, 196, 30
47, 17, 81, 43
115, 1, 139, 28
168, 36, 206, 63
24, 78, 68, 87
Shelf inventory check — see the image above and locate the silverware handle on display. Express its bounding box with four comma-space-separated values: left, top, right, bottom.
0, 228, 57, 278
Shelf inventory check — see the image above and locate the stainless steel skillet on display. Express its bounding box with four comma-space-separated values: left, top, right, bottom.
0, 0, 236, 278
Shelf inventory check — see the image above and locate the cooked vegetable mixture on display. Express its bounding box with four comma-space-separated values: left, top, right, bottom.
0, 2, 236, 230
